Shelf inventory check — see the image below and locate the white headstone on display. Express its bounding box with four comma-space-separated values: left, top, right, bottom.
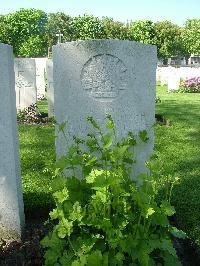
0, 44, 24, 240
46, 59, 54, 117
15, 58, 36, 110
167, 70, 180, 92
35, 58, 47, 99
53, 40, 157, 176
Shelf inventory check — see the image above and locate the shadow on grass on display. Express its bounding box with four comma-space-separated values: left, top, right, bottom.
23, 192, 54, 220
19, 124, 55, 218
157, 101, 200, 126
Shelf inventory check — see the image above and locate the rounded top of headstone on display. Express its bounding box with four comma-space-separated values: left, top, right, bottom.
53, 39, 157, 50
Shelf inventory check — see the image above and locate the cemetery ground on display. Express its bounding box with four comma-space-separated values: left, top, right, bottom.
0, 85, 200, 265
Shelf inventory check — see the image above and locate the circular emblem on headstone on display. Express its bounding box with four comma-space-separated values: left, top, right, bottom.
81, 54, 128, 101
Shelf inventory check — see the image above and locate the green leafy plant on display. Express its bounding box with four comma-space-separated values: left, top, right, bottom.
41, 114, 186, 265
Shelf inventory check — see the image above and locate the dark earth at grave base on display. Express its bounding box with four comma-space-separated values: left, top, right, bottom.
0, 212, 200, 266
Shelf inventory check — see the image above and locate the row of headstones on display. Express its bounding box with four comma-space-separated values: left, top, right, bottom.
156, 66, 200, 91
0, 40, 157, 240
15, 58, 54, 117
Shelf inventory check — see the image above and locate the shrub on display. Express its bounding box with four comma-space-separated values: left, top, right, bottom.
41, 115, 185, 265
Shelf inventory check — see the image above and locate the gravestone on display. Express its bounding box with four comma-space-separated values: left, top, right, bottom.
46, 59, 54, 117
15, 58, 36, 110
53, 40, 157, 176
167, 70, 180, 92
35, 58, 47, 99
0, 44, 24, 240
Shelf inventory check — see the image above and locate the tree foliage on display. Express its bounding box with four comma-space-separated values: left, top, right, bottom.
46, 12, 72, 50
0, 8, 47, 56
154, 21, 183, 59
130, 20, 156, 44
71, 14, 105, 40
0, 8, 200, 58
18, 35, 47, 57
181, 19, 200, 55
102, 17, 131, 40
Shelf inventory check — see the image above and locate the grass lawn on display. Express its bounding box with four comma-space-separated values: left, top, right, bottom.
19, 124, 55, 217
18, 89, 200, 246
37, 99, 48, 114
155, 84, 200, 246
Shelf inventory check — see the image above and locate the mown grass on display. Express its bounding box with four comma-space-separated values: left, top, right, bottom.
37, 99, 48, 113
155, 84, 200, 246
18, 90, 200, 246
18, 123, 55, 217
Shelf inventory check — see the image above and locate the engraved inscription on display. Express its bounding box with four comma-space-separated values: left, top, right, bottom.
15, 73, 33, 88
81, 54, 128, 100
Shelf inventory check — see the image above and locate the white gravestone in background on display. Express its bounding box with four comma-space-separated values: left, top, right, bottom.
53, 40, 157, 176
167, 70, 180, 92
46, 59, 54, 117
15, 58, 36, 110
0, 44, 24, 240
35, 58, 47, 99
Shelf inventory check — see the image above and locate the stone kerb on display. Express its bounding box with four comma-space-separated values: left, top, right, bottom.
53, 40, 157, 176
46, 59, 54, 117
14, 58, 36, 110
0, 44, 24, 240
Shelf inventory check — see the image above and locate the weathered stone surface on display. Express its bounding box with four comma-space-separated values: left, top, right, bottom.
35, 58, 47, 99
0, 44, 24, 240
53, 40, 157, 176
15, 58, 36, 110
46, 59, 54, 117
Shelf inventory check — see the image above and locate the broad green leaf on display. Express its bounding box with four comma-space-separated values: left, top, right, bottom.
55, 155, 69, 170
148, 239, 161, 252
51, 176, 67, 192
49, 209, 59, 220
54, 167, 60, 177
151, 212, 169, 227
69, 201, 83, 222
102, 133, 113, 148
102, 252, 109, 266
85, 156, 97, 166
146, 207, 155, 218
170, 226, 187, 239
87, 250, 103, 266
161, 239, 177, 256
114, 145, 129, 158
59, 122, 67, 132
114, 252, 125, 265
57, 219, 73, 238
105, 120, 114, 129
160, 200, 176, 216
71, 259, 82, 266
44, 249, 61, 266
139, 130, 149, 143
53, 187, 69, 203
57, 225, 67, 238
163, 252, 181, 266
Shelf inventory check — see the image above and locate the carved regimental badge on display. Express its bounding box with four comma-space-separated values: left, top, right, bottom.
81, 54, 128, 101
